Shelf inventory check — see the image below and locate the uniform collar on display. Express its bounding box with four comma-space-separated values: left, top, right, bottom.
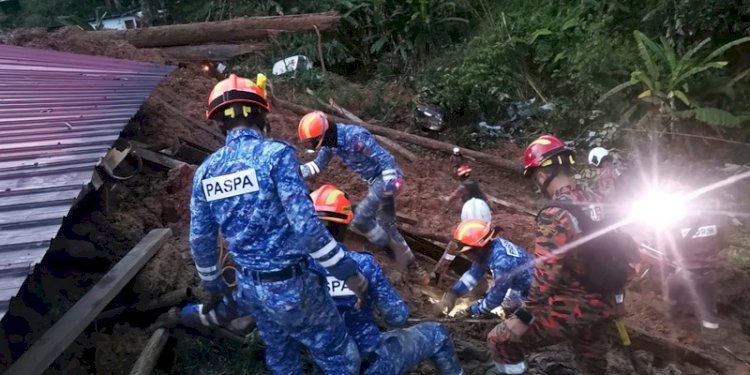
226, 127, 263, 144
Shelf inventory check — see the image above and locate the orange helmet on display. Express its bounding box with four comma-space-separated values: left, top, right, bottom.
207, 73, 269, 120
456, 163, 472, 177
453, 219, 495, 252
523, 135, 574, 177
298, 111, 329, 149
310, 184, 353, 224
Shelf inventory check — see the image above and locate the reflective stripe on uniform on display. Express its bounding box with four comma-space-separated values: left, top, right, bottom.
310, 239, 338, 259
702, 320, 719, 329
318, 250, 345, 267
495, 361, 528, 374
196, 264, 218, 273
198, 270, 222, 281
364, 225, 387, 242
444, 254, 456, 261
458, 273, 478, 290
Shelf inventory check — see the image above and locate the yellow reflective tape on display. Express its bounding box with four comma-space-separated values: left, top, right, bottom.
301, 117, 314, 139
530, 138, 552, 146
325, 190, 343, 205
457, 221, 485, 241
224, 107, 236, 118
243, 105, 253, 117
541, 159, 553, 167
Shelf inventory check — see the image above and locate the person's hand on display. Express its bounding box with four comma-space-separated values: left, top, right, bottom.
432, 291, 458, 317
346, 272, 370, 309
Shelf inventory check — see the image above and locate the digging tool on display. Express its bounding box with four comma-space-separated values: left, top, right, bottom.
615, 319, 648, 375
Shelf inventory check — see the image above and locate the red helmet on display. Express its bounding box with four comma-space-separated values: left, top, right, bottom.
310, 184, 353, 225
523, 135, 574, 177
456, 163, 472, 177
298, 111, 330, 149
453, 219, 495, 252
206, 73, 269, 120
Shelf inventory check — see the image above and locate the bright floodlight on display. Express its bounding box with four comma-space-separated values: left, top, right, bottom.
629, 189, 688, 228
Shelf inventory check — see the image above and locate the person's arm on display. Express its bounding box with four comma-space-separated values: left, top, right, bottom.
352, 129, 398, 173
367, 255, 409, 326
272, 145, 358, 280
301, 146, 333, 178
470, 274, 512, 315
450, 261, 486, 297
443, 185, 464, 205
189, 164, 224, 292
533, 207, 575, 293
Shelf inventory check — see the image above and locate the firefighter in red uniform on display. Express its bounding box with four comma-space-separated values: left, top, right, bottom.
486, 135, 634, 374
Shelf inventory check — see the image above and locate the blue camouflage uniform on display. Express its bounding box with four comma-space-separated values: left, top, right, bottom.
190, 128, 361, 375
452, 238, 533, 316
313, 248, 463, 375
300, 124, 416, 267
180, 247, 463, 374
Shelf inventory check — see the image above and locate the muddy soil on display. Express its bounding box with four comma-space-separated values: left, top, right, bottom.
2, 26, 750, 375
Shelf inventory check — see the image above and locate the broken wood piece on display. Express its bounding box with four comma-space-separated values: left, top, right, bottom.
135, 147, 186, 169
626, 324, 728, 373
275, 98, 521, 173
149, 96, 224, 142
155, 43, 269, 61
129, 328, 170, 375
6, 228, 172, 375
94, 12, 341, 48
322, 98, 419, 163
487, 195, 537, 217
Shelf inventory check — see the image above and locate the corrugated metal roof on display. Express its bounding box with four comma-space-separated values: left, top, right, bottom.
0, 44, 174, 319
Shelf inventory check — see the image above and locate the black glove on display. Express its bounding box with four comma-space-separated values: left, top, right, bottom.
346, 272, 370, 309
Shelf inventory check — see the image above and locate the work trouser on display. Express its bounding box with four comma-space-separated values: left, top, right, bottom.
363, 322, 463, 375
666, 268, 718, 328
486, 291, 613, 374
235, 268, 360, 375
181, 295, 241, 328
353, 176, 415, 269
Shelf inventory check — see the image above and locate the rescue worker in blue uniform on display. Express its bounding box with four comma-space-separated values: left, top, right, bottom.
434, 220, 533, 318
308, 184, 463, 375
297, 111, 429, 283
174, 183, 463, 374
190, 74, 368, 375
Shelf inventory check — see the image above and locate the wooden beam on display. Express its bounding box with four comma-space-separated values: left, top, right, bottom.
155, 43, 269, 61
129, 328, 170, 375
94, 12, 341, 48
487, 195, 537, 217
626, 324, 728, 373
135, 147, 187, 169
6, 229, 172, 375
275, 98, 522, 173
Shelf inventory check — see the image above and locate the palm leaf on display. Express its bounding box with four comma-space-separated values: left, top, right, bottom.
634, 31, 662, 81
682, 37, 712, 63
596, 80, 639, 104
703, 36, 750, 64
676, 107, 749, 127
659, 36, 677, 72
672, 90, 690, 106
435, 16, 470, 24
674, 61, 727, 86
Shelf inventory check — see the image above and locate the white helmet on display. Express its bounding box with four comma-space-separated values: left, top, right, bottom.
588, 147, 610, 167
461, 198, 492, 224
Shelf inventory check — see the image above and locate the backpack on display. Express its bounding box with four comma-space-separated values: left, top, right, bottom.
538, 201, 637, 294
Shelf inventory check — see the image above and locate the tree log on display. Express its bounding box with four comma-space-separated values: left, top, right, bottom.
95, 12, 341, 48
275, 98, 522, 173
152, 43, 269, 61
129, 328, 169, 375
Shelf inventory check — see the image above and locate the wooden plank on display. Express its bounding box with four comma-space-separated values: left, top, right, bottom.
129, 328, 170, 375
5, 228, 172, 375
134, 147, 187, 169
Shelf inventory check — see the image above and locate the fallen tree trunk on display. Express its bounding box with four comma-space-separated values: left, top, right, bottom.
95, 12, 341, 48
153, 43, 269, 61
626, 324, 728, 373
275, 98, 522, 173
129, 328, 170, 375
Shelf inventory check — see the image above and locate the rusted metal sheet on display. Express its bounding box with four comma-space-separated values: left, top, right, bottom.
0, 44, 174, 320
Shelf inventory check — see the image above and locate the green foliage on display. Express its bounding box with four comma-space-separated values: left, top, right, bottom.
598, 31, 750, 127
418, 0, 639, 133
335, 0, 475, 72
